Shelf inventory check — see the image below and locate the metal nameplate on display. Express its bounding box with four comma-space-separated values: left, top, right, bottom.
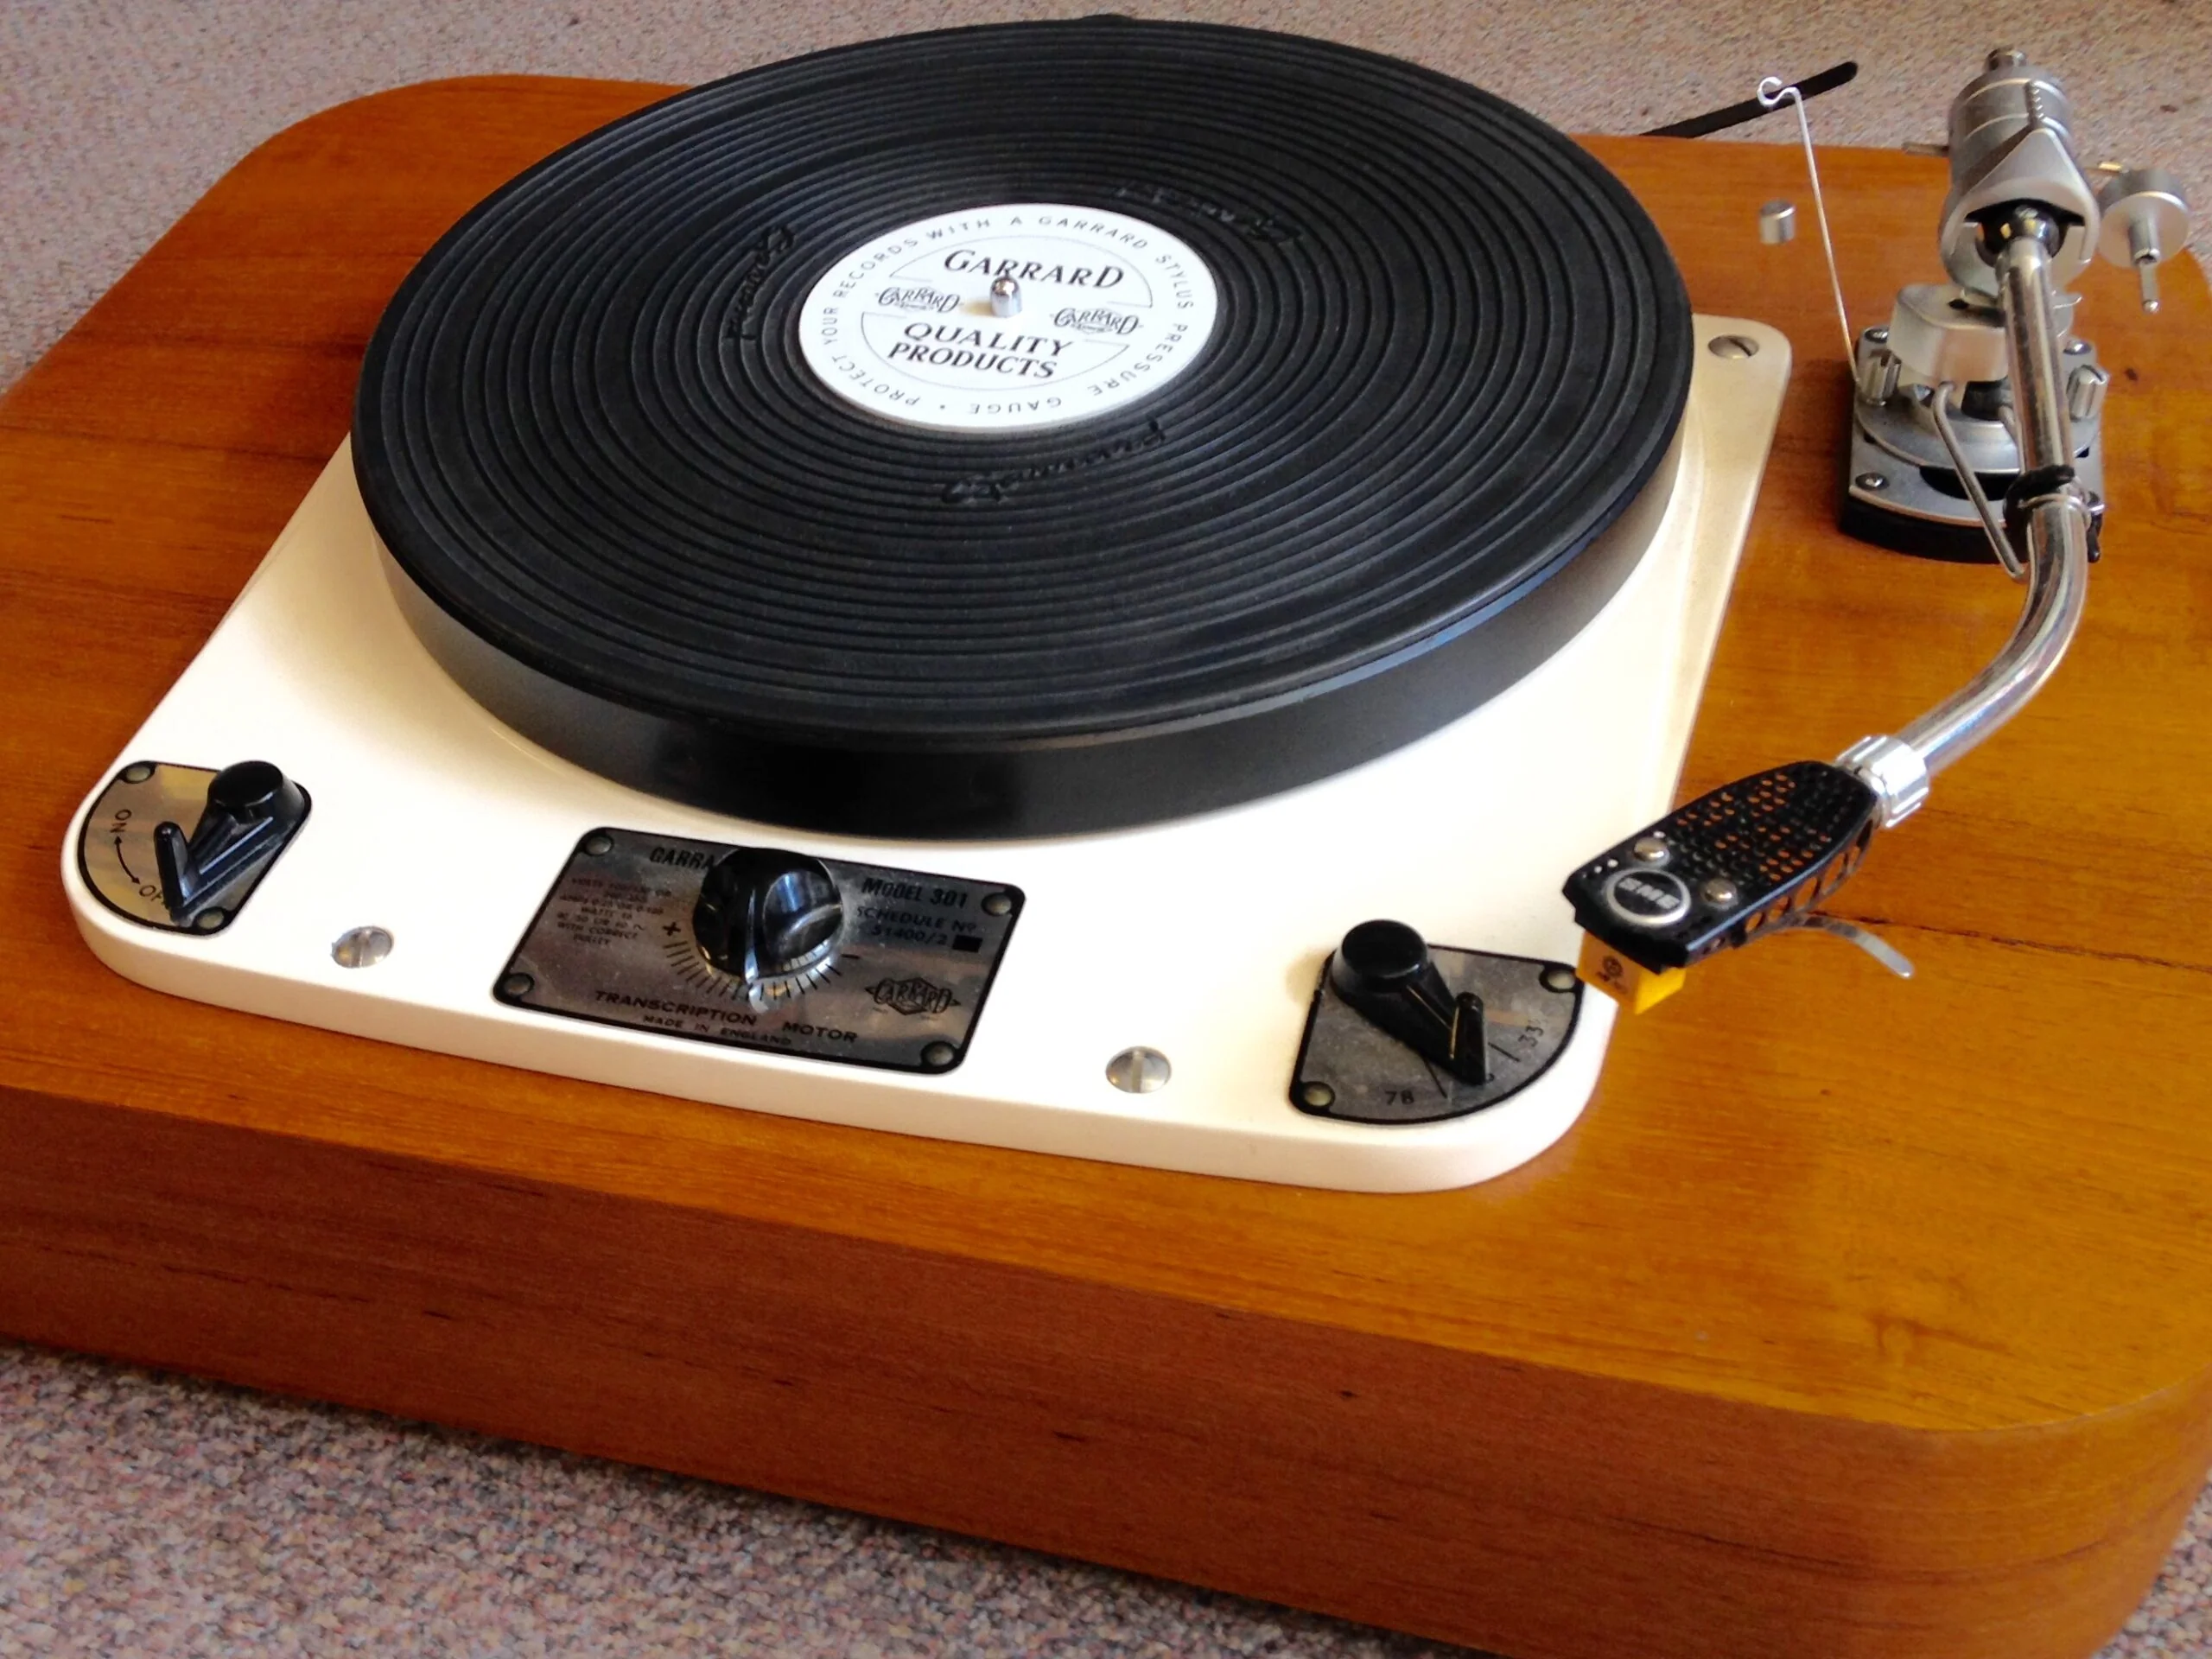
497, 829, 1023, 1073
1290, 947, 1581, 1125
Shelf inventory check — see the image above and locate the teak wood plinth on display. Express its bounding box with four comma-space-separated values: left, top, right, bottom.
5, 79, 2211, 1659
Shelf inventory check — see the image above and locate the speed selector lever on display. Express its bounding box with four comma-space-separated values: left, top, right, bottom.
1328, 919, 1490, 1085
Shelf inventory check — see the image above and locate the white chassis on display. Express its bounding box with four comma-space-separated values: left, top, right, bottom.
65, 319, 1788, 1192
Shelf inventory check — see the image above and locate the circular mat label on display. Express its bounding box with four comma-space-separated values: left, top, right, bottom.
797, 204, 1217, 434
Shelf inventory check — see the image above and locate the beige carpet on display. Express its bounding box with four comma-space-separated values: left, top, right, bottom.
4, 3, 2209, 1655
5, 0, 2209, 391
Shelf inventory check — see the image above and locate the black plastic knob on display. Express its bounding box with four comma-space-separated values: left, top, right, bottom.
1328, 918, 1490, 1085
693, 848, 843, 990
1332, 919, 1433, 999
205, 759, 294, 822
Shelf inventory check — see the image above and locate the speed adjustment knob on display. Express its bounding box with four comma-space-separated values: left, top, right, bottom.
692, 848, 844, 1000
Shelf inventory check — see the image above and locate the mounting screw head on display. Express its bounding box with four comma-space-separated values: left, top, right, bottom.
1106, 1046, 1171, 1094
332, 925, 393, 968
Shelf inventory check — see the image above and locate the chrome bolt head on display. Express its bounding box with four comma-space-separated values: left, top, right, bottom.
1107, 1046, 1171, 1093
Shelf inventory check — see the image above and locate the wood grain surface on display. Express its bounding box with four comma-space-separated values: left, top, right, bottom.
3, 77, 2211, 1659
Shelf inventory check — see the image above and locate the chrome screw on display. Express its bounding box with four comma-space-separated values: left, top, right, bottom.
332, 925, 393, 968
1106, 1047, 1171, 1094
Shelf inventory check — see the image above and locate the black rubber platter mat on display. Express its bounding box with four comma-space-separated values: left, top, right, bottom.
355, 17, 1694, 837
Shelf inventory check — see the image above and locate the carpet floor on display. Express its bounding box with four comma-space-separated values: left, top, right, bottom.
4, 2, 2209, 1655
4, 1341, 2210, 1657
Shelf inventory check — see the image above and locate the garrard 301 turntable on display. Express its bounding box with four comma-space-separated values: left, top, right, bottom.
62, 23, 2189, 1192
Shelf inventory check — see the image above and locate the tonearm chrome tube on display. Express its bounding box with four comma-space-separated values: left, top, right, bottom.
1562, 48, 2190, 1012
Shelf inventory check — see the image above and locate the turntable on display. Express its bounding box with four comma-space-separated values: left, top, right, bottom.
60, 22, 1796, 1190
14, 18, 2212, 1659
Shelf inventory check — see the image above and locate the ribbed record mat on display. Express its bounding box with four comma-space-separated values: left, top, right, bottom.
354, 17, 1693, 837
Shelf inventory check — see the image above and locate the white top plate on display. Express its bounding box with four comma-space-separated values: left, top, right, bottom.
797, 202, 1219, 434
65, 321, 1793, 1190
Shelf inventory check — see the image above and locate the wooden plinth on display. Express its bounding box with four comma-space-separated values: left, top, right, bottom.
5, 77, 2211, 1659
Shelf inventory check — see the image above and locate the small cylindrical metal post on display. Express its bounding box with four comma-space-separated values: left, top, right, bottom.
2068, 362, 2110, 423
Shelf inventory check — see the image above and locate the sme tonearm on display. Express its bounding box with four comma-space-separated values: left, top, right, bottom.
1566, 48, 2192, 1012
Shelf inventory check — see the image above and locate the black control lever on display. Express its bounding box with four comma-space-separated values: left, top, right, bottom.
1328, 919, 1491, 1084
154, 760, 308, 925
1561, 761, 1879, 1011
